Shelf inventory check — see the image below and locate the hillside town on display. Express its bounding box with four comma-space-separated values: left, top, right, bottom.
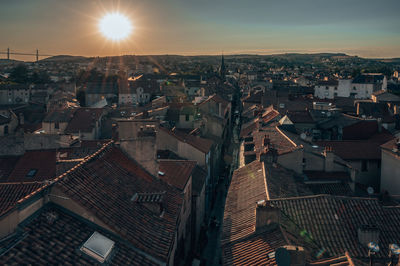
0, 53, 400, 265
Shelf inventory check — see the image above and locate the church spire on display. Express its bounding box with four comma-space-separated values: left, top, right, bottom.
220, 53, 226, 81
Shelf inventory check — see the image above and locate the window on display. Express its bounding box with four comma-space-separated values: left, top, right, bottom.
185, 114, 190, 121
26, 169, 38, 178
81, 232, 115, 263
334, 87, 337, 90
353, 86, 356, 91
4, 125, 8, 135
361, 160, 368, 172
325, 86, 329, 90
55, 122, 59, 129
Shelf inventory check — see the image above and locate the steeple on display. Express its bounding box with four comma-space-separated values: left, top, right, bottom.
220, 53, 226, 81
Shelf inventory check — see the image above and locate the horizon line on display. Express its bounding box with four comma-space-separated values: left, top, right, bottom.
2, 51, 400, 63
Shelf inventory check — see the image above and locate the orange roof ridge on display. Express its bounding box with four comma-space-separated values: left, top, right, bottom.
16, 140, 114, 206
275, 126, 298, 147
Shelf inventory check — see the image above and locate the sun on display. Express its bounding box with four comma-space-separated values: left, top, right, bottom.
99, 13, 132, 41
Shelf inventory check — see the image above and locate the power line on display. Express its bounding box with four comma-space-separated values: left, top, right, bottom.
0, 48, 55, 61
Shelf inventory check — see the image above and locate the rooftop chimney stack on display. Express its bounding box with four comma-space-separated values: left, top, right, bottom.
117, 118, 159, 176
358, 224, 380, 247
255, 200, 280, 231
324, 146, 334, 172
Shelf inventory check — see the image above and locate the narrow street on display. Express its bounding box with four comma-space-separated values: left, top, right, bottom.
200, 108, 241, 265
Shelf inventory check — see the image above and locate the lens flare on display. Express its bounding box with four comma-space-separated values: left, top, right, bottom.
99, 13, 132, 41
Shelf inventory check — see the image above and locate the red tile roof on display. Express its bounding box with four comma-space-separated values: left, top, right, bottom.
265, 163, 312, 199
0, 206, 160, 265
0, 156, 20, 182
8, 150, 56, 182
159, 126, 213, 154
270, 195, 400, 259
252, 124, 299, 156
222, 228, 287, 265
55, 146, 183, 262
342, 120, 379, 140
0, 182, 45, 216
316, 138, 393, 160
65, 108, 104, 133
158, 160, 196, 190
199, 93, 230, 111
222, 160, 267, 245
286, 110, 314, 124
262, 109, 280, 123
240, 109, 280, 138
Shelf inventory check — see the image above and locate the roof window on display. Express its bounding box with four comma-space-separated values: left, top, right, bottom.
81, 231, 115, 263
26, 169, 38, 178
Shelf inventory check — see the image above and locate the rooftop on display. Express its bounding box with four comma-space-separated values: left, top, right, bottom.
159, 126, 213, 154
158, 160, 196, 191
65, 108, 104, 133
0, 205, 160, 265
55, 146, 183, 262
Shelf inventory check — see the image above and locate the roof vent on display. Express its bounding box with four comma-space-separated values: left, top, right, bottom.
81, 231, 115, 263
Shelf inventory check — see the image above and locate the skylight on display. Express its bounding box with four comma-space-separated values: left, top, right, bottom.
81, 231, 115, 263
26, 169, 38, 178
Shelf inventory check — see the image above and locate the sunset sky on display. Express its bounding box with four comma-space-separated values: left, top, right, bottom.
1, 0, 399, 60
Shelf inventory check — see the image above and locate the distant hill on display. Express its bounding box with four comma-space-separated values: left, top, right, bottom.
0, 59, 22, 64
40, 55, 88, 62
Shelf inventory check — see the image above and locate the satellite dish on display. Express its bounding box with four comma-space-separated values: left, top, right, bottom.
275, 247, 291, 266
367, 187, 374, 195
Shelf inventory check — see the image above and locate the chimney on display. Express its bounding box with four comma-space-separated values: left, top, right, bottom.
263, 135, 270, 147
260, 144, 278, 163
277, 246, 306, 266
324, 146, 334, 172
117, 119, 159, 176
377, 118, 382, 133
255, 200, 280, 231
358, 224, 380, 247
19, 113, 24, 125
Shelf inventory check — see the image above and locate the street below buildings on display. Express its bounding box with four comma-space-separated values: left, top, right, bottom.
200, 110, 241, 265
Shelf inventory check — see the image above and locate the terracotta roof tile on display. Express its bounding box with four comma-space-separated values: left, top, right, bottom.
0, 182, 45, 216
222, 228, 287, 265
252, 124, 298, 156
264, 163, 312, 199
315, 139, 392, 160
56, 146, 183, 262
0, 205, 160, 265
222, 160, 267, 245
287, 110, 314, 124
159, 126, 213, 154
65, 108, 104, 133
0, 156, 20, 182
270, 195, 400, 259
158, 160, 196, 190
342, 120, 379, 140
8, 150, 56, 182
